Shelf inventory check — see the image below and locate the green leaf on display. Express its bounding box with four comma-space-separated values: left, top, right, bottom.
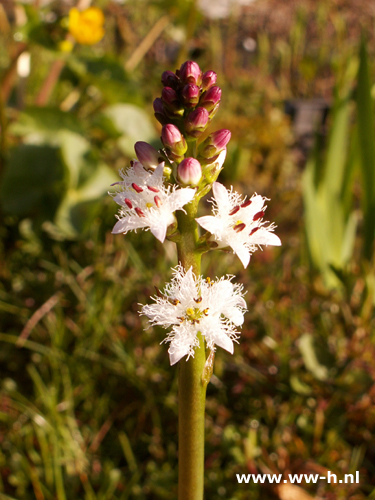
356, 38, 375, 259
302, 96, 357, 289
103, 104, 158, 157
52, 163, 117, 239
10, 107, 84, 140
299, 333, 331, 382
0, 145, 66, 219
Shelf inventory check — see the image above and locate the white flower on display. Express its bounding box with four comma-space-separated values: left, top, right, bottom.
141, 265, 247, 365
196, 182, 281, 268
111, 162, 196, 243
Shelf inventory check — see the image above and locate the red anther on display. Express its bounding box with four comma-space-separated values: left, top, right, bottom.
124, 198, 133, 209
253, 211, 264, 221
135, 207, 145, 217
249, 227, 260, 236
154, 195, 162, 207
229, 206, 240, 216
241, 199, 252, 208
132, 183, 143, 193
130, 160, 134, 167
233, 223, 246, 232
147, 185, 159, 193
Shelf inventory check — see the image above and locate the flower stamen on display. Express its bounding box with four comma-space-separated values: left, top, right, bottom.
135, 207, 145, 217
132, 183, 143, 193
249, 227, 260, 236
241, 199, 252, 208
228, 205, 240, 216
233, 222, 246, 232
253, 210, 264, 221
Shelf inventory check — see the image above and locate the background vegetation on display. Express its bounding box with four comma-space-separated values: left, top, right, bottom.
1, 0, 375, 499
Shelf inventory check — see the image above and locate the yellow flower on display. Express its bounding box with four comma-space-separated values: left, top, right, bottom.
68, 7, 105, 45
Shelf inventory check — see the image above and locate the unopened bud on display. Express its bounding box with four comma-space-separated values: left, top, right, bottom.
185, 107, 209, 137
178, 61, 202, 86
199, 86, 221, 111
153, 97, 168, 124
162, 87, 183, 114
134, 142, 163, 170
177, 157, 202, 186
201, 70, 217, 91
182, 84, 200, 108
199, 129, 231, 158
161, 70, 179, 89
161, 124, 187, 156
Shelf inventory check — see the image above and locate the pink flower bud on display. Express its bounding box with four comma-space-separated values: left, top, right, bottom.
153, 97, 167, 124
161, 124, 187, 156
179, 61, 202, 86
199, 86, 222, 111
177, 157, 202, 186
162, 87, 180, 107
134, 141, 162, 170
182, 84, 200, 108
211, 129, 231, 150
185, 107, 209, 137
199, 129, 231, 158
161, 70, 179, 88
201, 70, 217, 91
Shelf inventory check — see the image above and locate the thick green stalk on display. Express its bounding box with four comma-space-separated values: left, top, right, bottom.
176, 199, 207, 500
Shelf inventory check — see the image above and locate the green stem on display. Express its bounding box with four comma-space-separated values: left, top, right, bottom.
176, 199, 207, 500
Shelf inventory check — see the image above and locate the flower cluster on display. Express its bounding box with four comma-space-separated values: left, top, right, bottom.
110, 60, 281, 365
152, 60, 232, 185
141, 266, 247, 365
197, 182, 281, 268
111, 162, 195, 243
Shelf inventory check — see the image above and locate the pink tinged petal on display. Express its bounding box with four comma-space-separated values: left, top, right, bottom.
227, 308, 244, 326
112, 216, 147, 234
180, 267, 197, 295
133, 161, 148, 178
169, 344, 191, 365
234, 245, 251, 268
215, 149, 227, 170
150, 223, 167, 243
168, 188, 195, 212
213, 332, 234, 354
212, 182, 230, 208
196, 215, 224, 236
151, 163, 165, 184
251, 228, 281, 246
243, 195, 265, 220
236, 296, 247, 309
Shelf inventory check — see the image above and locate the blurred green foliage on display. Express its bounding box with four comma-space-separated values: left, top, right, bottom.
1, 1, 375, 499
